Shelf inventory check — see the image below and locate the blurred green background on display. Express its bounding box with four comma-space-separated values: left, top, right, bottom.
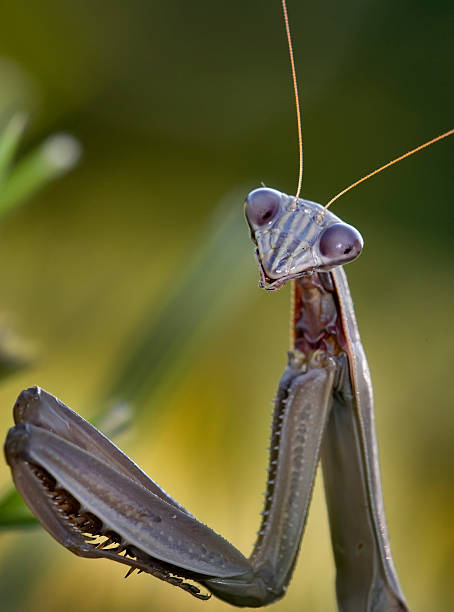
0, 0, 453, 610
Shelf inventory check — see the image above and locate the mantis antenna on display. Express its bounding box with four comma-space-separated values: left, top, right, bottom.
282, 0, 303, 208
323, 127, 454, 211
282, 2, 452, 214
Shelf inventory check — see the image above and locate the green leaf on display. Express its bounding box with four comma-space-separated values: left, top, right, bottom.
0, 113, 27, 186
0, 132, 82, 217
0, 488, 36, 528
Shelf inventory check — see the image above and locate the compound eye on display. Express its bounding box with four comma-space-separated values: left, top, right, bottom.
245, 188, 281, 227
319, 223, 363, 263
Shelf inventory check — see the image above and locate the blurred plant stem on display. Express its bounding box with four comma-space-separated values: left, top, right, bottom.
0, 113, 27, 186
0, 113, 81, 527
1, 185, 253, 528
0, 114, 81, 216
96, 191, 252, 430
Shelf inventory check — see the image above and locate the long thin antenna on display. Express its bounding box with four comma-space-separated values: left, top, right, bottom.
324, 128, 454, 211
282, 0, 303, 207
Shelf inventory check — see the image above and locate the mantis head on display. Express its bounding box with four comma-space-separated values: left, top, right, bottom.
245, 187, 363, 291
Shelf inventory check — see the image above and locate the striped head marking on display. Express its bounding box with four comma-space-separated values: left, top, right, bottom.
245, 187, 363, 290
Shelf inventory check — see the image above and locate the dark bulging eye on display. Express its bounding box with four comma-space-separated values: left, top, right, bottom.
245, 188, 281, 227
319, 223, 363, 263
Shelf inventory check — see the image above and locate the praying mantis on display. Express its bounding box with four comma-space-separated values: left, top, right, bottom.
3, 1, 453, 610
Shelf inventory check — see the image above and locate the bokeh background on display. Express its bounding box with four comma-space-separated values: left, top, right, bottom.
0, 1, 453, 610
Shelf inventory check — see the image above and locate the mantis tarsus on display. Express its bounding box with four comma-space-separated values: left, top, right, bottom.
3, 1, 453, 609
